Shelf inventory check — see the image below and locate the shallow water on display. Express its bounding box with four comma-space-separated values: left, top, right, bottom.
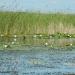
0, 36, 75, 48
0, 46, 75, 75
0, 37, 75, 75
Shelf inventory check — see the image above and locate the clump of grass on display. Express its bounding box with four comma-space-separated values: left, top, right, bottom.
0, 12, 75, 35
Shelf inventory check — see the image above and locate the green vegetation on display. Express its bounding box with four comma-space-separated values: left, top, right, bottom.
0, 12, 75, 36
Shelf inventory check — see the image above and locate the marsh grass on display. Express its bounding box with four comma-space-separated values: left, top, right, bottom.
0, 12, 75, 35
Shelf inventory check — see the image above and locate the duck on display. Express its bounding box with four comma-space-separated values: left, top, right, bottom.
4, 44, 10, 48
45, 42, 48, 46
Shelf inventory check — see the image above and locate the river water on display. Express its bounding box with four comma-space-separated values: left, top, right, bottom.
0, 46, 75, 75
0, 37, 75, 75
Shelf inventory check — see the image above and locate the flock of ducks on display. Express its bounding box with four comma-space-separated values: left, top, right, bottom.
0, 34, 73, 48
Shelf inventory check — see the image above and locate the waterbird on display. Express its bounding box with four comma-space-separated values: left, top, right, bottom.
66, 43, 72, 46
67, 34, 71, 37
45, 42, 48, 46
4, 45, 8, 48
39, 34, 42, 37
70, 43, 72, 46
4, 44, 10, 48
70, 36, 71, 38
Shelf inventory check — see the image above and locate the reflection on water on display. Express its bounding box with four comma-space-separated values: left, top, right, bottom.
0, 35, 75, 49
0, 36, 75, 75
0, 47, 75, 75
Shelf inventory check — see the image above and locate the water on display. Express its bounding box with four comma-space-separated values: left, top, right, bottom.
0, 47, 75, 75
0, 36, 75, 75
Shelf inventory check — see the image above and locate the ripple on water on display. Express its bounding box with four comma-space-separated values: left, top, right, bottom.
0, 46, 75, 74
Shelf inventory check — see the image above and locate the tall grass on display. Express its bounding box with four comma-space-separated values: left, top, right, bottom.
0, 12, 75, 35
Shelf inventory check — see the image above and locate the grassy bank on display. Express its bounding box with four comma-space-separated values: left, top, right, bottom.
0, 12, 75, 35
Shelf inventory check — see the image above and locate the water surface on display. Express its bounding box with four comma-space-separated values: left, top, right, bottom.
0, 37, 75, 75
0, 46, 75, 75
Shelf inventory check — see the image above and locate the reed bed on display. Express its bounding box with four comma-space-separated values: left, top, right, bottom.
0, 12, 75, 35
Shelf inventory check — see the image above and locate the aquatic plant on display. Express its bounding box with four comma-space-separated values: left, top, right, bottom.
0, 12, 75, 35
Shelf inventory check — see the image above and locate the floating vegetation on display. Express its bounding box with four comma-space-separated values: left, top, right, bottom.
0, 38, 74, 50
13, 38, 17, 42
33, 35, 37, 38
11, 41, 15, 45
50, 45, 53, 48
0, 34, 4, 37
14, 35, 17, 38
70, 43, 73, 46
0, 34, 75, 50
0, 12, 75, 49
0, 33, 75, 39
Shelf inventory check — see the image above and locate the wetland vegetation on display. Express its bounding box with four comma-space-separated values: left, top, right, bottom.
0, 12, 75, 75
0, 12, 75, 35
0, 12, 75, 49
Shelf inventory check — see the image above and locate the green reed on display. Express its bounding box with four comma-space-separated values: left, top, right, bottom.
0, 12, 75, 35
